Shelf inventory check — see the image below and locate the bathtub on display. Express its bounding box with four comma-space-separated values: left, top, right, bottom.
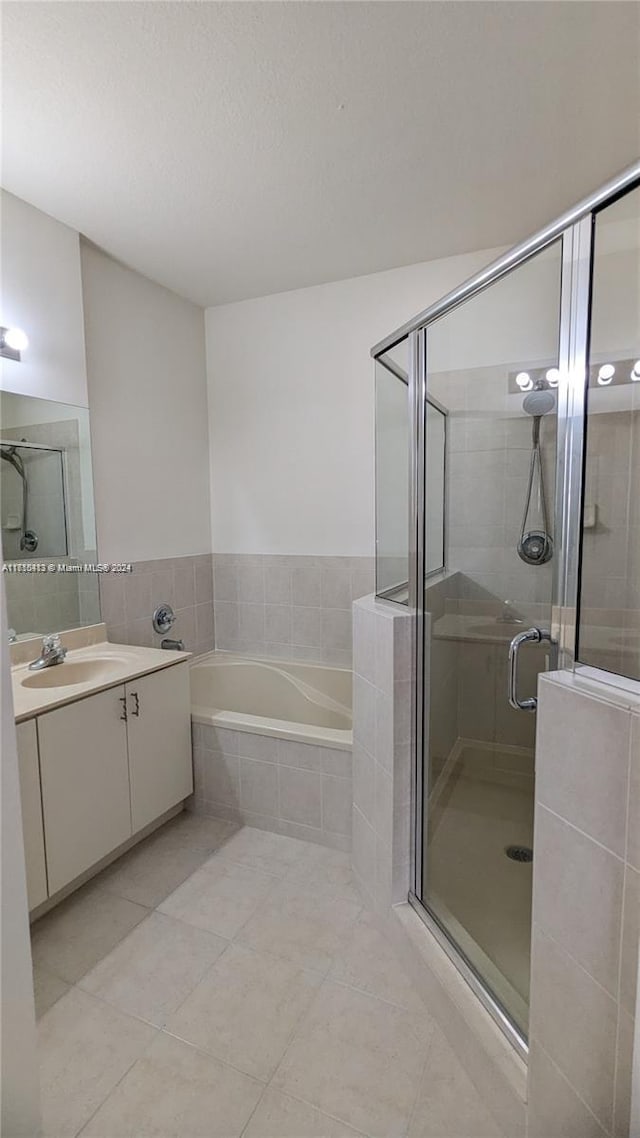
190, 651, 352, 748
189, 651, 353, 848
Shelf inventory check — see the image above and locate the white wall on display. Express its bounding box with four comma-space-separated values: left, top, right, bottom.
0, 190, 88, 407
81, 243, 211, 563
205, 246, 501, 556
0, 578, 41, 1136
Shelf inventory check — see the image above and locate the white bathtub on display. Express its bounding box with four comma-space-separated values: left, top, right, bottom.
190, 651, 352, 749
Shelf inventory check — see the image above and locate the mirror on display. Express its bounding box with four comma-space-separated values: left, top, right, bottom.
1, 391, 101, 641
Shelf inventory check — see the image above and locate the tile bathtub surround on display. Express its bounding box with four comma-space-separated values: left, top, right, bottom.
212, 553, 375, 666
351, 594, 413, 912
34, 814, 510, 1138
191, 723, 352, 852
99, 553, 215, 657
528, 672, 640, 1137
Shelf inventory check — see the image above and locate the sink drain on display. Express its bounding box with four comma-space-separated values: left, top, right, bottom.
505, 845, 533, 863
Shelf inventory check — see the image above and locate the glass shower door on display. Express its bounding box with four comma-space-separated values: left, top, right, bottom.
417, 240, 563, 1044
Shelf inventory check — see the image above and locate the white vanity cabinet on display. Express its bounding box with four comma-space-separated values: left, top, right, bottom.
126, 665, 192, 833
38, 685, 132, 895
16, 720, 48, 910
22, 659, 192, 904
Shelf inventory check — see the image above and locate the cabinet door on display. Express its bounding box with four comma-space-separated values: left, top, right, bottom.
16, 720, 48, 911
38, 687, 132, 895
126, 663, 192, 833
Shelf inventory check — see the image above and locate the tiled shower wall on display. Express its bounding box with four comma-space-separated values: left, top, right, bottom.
213, 554, 375, 667
99, 554, 215, 656
352, 594, 412, 911
528, 672, 639, 1138
447, 412, 556, 606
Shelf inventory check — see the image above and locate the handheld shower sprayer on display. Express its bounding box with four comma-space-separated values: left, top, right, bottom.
517, 379, 555, 565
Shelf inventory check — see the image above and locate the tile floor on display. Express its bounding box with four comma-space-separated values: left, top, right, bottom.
32, 812, 506, 1138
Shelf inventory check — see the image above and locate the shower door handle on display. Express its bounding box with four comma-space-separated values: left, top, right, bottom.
508, 627, 552, 712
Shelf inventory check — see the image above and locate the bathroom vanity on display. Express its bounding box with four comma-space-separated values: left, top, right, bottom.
12, 635, 192, 914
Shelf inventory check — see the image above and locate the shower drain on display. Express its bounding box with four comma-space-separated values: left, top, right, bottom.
505, 845, 533, 863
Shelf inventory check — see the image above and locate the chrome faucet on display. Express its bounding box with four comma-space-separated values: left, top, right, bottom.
28, 633, 67, 671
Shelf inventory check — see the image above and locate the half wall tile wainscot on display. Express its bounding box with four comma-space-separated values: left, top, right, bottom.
191, 724, 352, 852
99, 555, 215, 657
351, 594, 413, 911
213, 554, 375, 667
528, 672, 640, 1138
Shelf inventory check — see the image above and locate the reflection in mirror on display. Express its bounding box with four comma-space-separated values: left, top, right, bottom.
578, 183, 640, 682
0, 392, 101, 641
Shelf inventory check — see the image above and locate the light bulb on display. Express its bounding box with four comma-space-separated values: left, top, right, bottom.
516, 372, 532, 391
545, 368, 560, 388
3, 327, 28, 352
631, 361, 640, 382
597, 363, 615, 385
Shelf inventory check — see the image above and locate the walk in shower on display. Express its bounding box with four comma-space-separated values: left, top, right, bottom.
373, 161, 640, 1054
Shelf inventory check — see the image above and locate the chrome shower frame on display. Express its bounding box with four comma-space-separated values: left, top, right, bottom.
371, 159, 640, 1058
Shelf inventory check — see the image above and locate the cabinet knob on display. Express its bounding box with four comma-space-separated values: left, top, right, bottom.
131, 692, 140, 717
119, 695, 127, 722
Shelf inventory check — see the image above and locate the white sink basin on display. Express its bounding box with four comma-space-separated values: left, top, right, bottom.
21, 656, 130, 690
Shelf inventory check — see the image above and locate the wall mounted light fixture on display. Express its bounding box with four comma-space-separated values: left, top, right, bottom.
509, 358, 640, 395
0, 326, 29, 362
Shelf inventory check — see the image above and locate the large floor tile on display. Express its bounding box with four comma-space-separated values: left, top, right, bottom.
38, 987, 156, 1137
158, 856, 277, 938
214, 825, 311, 876
31, 882, 149, 983
328, 912, 416, 1009
78, 911, 227, 1026
32, 966, 70, 1019
148, 810, 239, 852
273, 979, 433, 1137
243, 1087, 365, 1138
237, 877, 362, 973
287, 844, 364, 905
94, 832, 212, 908
80, 1032, 263, 1137
166, 941, 322, 1080
407, 1026, 504, 1137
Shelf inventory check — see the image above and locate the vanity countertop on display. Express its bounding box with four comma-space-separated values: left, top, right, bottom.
12, 639, 191, 723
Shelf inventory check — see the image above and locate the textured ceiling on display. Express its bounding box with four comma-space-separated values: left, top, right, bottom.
2, 1, 639, 307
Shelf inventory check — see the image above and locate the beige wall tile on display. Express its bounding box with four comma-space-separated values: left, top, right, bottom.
537, 679, 631, 856
530, 927, 617, 1128
527, 1043, 609, 1138
322, 775, 352, 837
239, 757, 279, 819
278, 765, 322, 829
613, 1008, 635, 1138
619, 864, 639, 1014
628, 716, 640, 872
533, 806, 624, 995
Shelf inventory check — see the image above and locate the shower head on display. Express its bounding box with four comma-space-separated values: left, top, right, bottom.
522, 387, 556, 417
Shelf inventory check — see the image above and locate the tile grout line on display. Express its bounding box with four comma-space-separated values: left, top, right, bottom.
538, 802, 627, 863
